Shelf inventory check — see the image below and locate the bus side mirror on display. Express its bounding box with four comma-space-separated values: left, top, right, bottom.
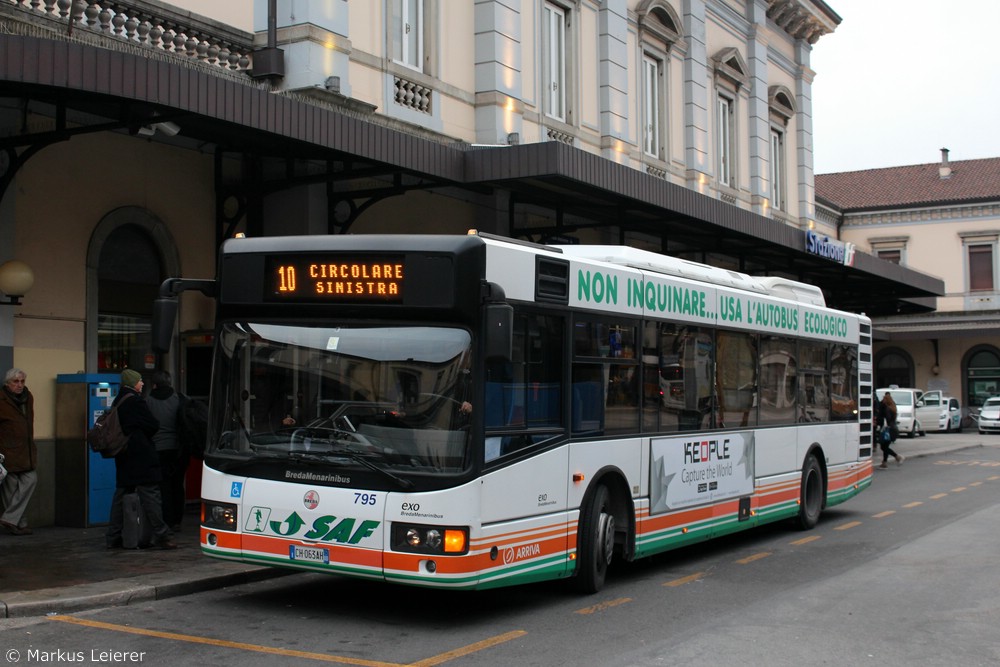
485, 303, 513, 362
152, 296, 178, 354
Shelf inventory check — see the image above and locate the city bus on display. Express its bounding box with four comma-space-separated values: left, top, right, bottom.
154, 232, 874, 593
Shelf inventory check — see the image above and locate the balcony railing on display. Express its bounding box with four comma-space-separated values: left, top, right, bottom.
3, 0, 255, 73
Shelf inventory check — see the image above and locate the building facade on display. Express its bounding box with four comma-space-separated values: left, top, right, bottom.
818, 151, 1000, 422
0, 0, 942, 526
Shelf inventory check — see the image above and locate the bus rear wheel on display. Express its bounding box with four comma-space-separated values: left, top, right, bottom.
575, 484, 614, 593
795, 455, 823, 530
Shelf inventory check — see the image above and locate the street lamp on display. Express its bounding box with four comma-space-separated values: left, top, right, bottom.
0, 260, 34, 306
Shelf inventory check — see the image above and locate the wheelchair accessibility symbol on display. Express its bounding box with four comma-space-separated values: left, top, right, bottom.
230, 482, 243, 498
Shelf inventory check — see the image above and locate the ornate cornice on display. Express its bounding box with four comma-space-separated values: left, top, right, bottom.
766, 0, 839, 45
841, 203, 1000, 228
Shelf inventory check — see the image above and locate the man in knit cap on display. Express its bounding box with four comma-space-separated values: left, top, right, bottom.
105, 368, 177, 550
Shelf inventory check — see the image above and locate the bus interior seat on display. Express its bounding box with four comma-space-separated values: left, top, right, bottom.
572, 381, 604, 433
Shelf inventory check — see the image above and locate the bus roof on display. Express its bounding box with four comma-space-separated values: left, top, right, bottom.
553, 244, 826, 307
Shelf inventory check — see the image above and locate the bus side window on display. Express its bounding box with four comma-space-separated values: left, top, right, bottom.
716, 331, 759, 428
830, 344, 858, 422
485, 311, 565, 461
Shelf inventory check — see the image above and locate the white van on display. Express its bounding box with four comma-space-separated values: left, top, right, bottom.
915, 392, 962, 432
875, 386, 923, 438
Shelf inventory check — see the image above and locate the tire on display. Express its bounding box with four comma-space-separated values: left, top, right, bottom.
795, 455, 823, 530
575, 484, 615, 593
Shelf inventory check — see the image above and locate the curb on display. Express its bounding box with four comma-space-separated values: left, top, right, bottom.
1, 567, 289, 619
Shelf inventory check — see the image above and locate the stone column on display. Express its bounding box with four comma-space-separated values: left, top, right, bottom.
682, 0, 709, 189
474, 0, 523, 146
598, 0, 629, 161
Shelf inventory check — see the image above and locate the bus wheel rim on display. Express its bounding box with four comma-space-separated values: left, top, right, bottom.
598, 513, 614, 565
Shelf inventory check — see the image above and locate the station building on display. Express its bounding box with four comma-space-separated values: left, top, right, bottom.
0, 0, 944, 526
818, 152, 1000, 418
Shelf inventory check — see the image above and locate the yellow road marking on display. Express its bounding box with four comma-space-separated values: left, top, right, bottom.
970, 481, 983, 487
930, 493, 948, 500
902, 502, 923, 508
789, 535, 820, 545
834, 521, 862, 531
410, 631, 528, 667
663, 572, 705, 587
736, 552, 770, 564
872, 511, 895, 518
574, 597, 632, 615
49, 616, 524, 666
990, 476, 1000, 480
951, 487, 967, 493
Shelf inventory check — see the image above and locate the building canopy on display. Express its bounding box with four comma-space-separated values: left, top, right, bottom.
0, 33, 943, 318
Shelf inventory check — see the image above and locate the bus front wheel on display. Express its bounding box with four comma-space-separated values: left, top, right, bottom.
795, 455, 823, 530
575, 484, 614, 593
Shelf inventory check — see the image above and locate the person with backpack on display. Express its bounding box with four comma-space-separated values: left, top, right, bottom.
105, 369, 177, 550
878, 392, 905, 469
146, 370, 187, 531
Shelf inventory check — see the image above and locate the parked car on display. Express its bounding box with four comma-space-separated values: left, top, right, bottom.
915, 392, 962, 433
978, 397, 1000, 434
875, 386, 923, 438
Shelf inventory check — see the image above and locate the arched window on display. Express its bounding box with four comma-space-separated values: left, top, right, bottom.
87, 207, 179, 377
712, 48, 748, 188
96, 224, 163, 374
874, 348, 912, 389
767, 86, 796, 212
637, 1, 682, 161
964, 346, 1000, 408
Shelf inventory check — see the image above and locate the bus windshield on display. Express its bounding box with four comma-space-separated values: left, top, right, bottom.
210, 321, 474, 475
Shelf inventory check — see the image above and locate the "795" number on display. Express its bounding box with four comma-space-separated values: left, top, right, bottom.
354, 493, 378, 505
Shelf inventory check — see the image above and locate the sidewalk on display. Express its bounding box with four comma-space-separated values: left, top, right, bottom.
0, 509, 287, 619
1, 433, 993, 618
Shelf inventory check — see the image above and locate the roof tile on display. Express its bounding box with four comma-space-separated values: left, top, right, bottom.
815, 157, 1000, 211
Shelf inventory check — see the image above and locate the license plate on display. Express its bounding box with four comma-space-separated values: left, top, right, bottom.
289, 545, 329, 564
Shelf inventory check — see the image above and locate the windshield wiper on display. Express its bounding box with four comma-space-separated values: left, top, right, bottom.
336, 450, 414, 490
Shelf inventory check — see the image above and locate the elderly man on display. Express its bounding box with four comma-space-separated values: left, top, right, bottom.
0, 368, 37, 535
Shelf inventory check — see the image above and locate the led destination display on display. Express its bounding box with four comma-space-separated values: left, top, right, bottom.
266, 255, 405, 302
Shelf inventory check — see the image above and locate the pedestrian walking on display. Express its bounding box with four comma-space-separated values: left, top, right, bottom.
879, 391, 905, 469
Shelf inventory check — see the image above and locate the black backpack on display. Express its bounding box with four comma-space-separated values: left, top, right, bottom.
86, 394, 134, 458
177, 394, 209, 457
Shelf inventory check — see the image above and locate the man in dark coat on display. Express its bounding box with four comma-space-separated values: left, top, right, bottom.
0, 368, 37, 535
146, 370, 188, 530
105, 368, 177, 549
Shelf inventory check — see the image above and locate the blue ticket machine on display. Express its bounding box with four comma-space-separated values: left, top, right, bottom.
54, 373, 121, 526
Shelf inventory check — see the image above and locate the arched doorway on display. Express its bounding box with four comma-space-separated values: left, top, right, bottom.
87, 207, 180, 376
964, 346, 1000, 410
874, 348, 913, 389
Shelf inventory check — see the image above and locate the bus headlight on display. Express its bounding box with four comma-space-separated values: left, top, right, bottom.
202, 500, 238, 531
392, 523, 468, 555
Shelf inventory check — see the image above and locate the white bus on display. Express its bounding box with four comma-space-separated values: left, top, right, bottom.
155, 232, 874, 593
